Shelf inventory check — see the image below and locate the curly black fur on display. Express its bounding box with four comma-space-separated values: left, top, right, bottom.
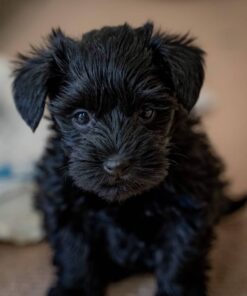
12, 22, 246, 296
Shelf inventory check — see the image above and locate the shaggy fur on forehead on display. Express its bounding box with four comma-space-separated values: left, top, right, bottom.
50, 23, 174, 118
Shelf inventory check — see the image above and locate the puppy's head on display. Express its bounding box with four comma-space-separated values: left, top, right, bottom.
12, 23, 204, 201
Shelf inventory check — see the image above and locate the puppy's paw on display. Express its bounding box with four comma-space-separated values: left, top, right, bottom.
48, 286, 66, 296
48, 286, 83, 296
155, 285, 183, 296
48, 286, 62, 296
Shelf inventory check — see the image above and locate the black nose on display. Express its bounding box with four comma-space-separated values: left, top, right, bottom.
103, 156, 130, 176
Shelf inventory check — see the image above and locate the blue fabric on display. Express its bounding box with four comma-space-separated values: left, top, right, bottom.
0, 164, 13, 179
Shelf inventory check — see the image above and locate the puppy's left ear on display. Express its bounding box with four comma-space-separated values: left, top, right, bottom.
151, 32, 205, 111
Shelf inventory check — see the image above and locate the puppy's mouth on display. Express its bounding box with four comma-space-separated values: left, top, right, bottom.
105, 174, 129, 185
100, 186, 130, 201
96, 174, 136, 201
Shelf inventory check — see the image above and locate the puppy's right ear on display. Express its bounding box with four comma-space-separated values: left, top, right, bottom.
12, 46, 52, 131
12, 28, 77, 131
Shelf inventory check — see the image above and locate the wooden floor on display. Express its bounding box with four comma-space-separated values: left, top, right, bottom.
1, 0, 247, 295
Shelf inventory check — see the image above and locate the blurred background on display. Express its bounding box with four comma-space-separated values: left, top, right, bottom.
0, 0, 247, 295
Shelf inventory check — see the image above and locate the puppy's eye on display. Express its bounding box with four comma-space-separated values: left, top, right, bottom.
73, 110, 91, 126
138, 108, 155, 123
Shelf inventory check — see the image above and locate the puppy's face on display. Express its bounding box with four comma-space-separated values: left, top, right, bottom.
13, 23, 204, 201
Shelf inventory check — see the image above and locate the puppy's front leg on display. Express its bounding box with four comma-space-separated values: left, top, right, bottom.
47, 224, 106, 296
154, 208, 211, 296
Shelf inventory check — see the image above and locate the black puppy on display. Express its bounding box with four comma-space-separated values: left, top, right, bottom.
12, 23, 246, 296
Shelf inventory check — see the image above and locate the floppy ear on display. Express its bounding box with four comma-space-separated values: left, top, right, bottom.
151, 32, 205, 111
12, 47, 52, 131
12, 28, 77, 131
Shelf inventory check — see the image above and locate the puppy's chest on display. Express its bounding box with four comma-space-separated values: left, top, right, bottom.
88, 206, 164, 267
